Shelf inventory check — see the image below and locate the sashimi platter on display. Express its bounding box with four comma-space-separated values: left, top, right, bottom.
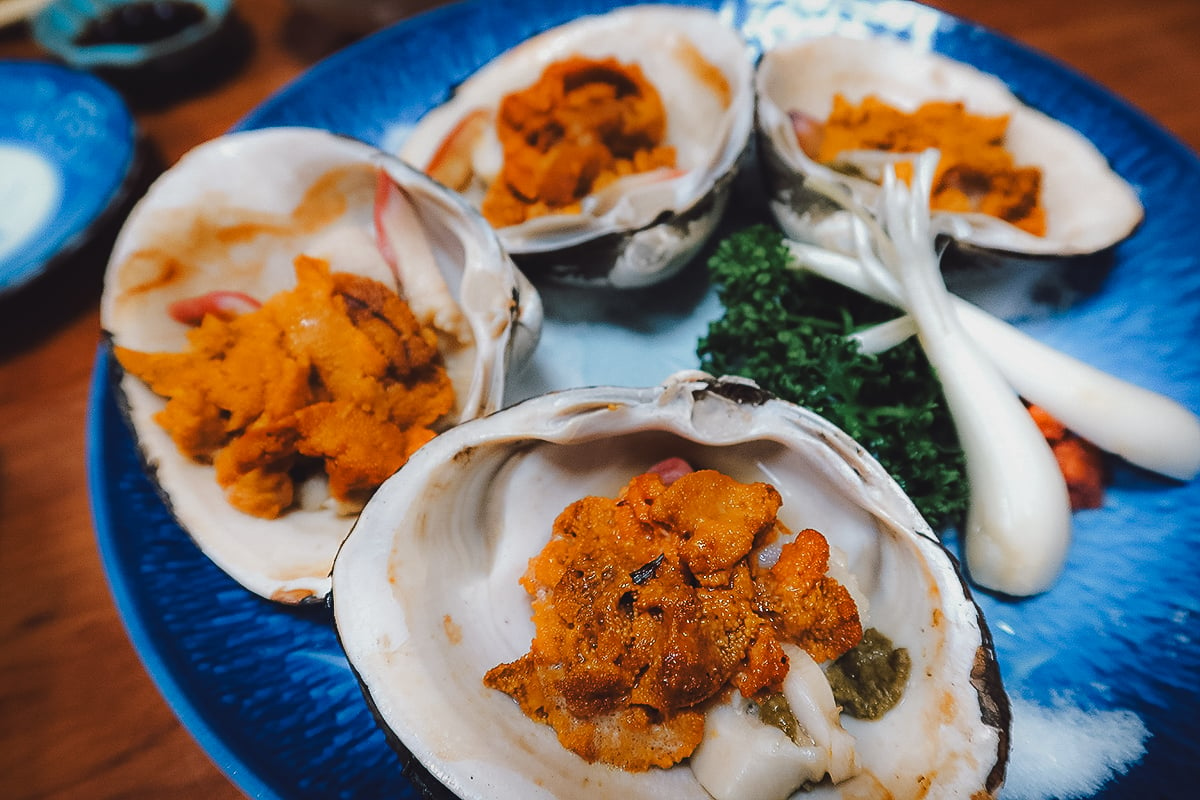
87, 1, 1200, 798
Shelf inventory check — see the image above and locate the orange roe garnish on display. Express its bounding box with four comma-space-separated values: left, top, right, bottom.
480, 56, 677, 227
1027, 403, 1106, 510
483, 468, 861, 771
805, 94, 1046, 236
114, 255, 455, 518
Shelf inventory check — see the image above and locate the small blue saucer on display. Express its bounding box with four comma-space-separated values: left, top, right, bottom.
30, 0, 231, 71
0, 59, 137, 299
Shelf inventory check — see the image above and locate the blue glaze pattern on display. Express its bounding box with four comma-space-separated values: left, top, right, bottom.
0, 60, 135, 297
88, 1, 1200, 797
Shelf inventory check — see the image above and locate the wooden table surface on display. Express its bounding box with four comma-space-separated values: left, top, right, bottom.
1, 0, 1198, 797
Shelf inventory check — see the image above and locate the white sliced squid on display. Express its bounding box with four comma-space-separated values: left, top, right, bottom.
789, 234, 1200, 483
784, 153, 1200, 594
880, 154, 1072, 595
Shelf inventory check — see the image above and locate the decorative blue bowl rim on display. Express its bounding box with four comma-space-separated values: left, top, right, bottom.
0, 58, 137, 297
31, 0, 232, 69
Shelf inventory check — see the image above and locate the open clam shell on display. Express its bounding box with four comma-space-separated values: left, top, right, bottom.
756, 35, 1144, 317
333, 372, 1009, 799
100, 126, 542, 604
400, 5, 755, 288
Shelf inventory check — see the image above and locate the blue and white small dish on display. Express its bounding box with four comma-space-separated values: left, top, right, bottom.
0, 59, 137, 299
31, 0, 231, 72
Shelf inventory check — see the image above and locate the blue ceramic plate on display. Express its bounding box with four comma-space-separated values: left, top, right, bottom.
87, 1, 1200, 798
0, 59, 135, 298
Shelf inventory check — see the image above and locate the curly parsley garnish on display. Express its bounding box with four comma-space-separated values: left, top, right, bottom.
697, 225, 968, 532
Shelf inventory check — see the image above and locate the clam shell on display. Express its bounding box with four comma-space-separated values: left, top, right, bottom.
333, 372, 1009, 799
400, 5, 755, 288
756, 35, 1144, 317
100, 126, 542, 604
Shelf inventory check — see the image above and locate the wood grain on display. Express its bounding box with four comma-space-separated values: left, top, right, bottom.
1, 1, 1197, 797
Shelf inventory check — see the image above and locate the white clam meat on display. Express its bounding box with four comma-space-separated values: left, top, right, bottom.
333, 372, 1010, 799
756, 35, 1144, 317
100, 126, 542, 604
399, 5, 755, 288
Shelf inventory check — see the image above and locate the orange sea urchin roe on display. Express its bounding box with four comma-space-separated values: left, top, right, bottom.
483, 469, 862, 771
805, 94, 1046, 236
480, 55, 677, 227
1027, 403, 1106, 510
113, 254, 455, 519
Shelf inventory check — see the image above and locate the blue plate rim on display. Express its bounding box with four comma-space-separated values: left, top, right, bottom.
85, 349, 284, 800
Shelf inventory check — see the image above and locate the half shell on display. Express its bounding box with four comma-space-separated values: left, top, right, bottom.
100, 126, 542, 603
333, 372, 1010, 799
756, 35, 1144, 317
400, 5, 755, 288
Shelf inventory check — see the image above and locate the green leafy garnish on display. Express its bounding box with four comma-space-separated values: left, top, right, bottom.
697, 225, 968, 531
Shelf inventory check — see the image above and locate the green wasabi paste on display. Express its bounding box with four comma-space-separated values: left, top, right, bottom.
826, 628, 911, 720
756, 692, 801, 743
